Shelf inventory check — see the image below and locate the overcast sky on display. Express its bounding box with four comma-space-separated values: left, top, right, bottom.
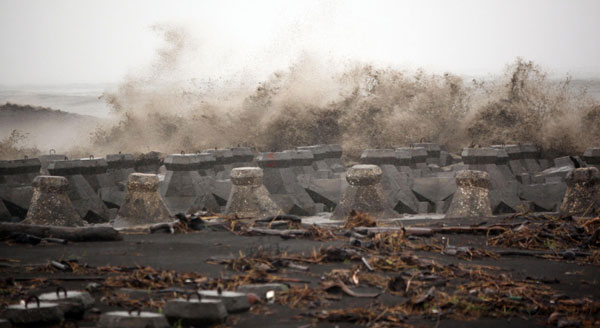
1, 0, 599, 85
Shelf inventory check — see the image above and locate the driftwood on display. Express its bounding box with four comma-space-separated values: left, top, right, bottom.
0, 223, 122, 242
246, 227, 308, 238
149, 221, 177, 234
255, 214, 302, 223
321, 280, 380, 298
492, 249, 591, 257
354, 225, 511, 236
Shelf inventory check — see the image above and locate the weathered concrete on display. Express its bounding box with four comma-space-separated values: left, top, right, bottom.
411, 175, 457, 214
3, 297, 64, 326
113, 173, 172, 228
159, 154, 220, 214
360, 149, 419, 214
48, 159, 110, 223
77, 157, 114, 194
204, 148, 235, 180
305, 176, 348, 211
38, 289, 94, 319
39, 151, 67, 175
257, 152, 316, 215
439, 150, 461, 167
560, 167, 600, 216
99, 153, 135, 207
284, 150, 315, 178
396, 147, 429, 177
0, 185, 32, 219
230, 147, 255, 168
411, 142, 441, 165
223, 167, 282, 218
164, 296, 227, 326
583, 147, 600, 170
0, 199, 10, 221
534, 156, 586, 184
331, 165, 398, 220
97, 311, 170, 328
462, 147, 524, 214
0, 157, 41, 185
106, 153, 136, 182
211, 179, 232, 207
196, 152, 217, 177
519, 181, 567, 212
133, 151, 163, 174
21, 175, 85, 227
323, 144, 346, 173
198, 290, 251, 313
520, 144, 543, 174
297, 145, 332, 173
495, 144, 526, 177
445, 170, 492, 219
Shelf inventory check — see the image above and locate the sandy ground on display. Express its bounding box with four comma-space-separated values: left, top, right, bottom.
0, 215, 598, 327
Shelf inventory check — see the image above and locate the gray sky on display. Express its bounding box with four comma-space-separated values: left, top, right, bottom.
1, 0, 599, 85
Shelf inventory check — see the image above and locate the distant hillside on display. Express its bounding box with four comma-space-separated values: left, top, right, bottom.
0, 102, 107, 153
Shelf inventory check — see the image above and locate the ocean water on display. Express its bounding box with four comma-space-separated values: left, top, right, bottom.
1, 80, 599, 120
0, 83, 114, 118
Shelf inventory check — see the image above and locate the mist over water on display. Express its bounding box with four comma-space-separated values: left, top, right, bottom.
86, 25, 599, 159
2, 24, 599, 160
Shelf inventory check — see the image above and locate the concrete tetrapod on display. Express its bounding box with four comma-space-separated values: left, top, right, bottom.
256, 151, 316, 215
113, 173, 172, 228
48, 159, 110, 223
331, 165, 398, 221
99, 153, 135, 207
159, 154, 220, 214
21, 175, 86, 227
560, 167, 600, 216
0, 199, 11, 221
583, 147, 600, 170
359, 149, 419, 214
445, 170, 492, 219
223, 167, 281, 218
0, 157, 41, 185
